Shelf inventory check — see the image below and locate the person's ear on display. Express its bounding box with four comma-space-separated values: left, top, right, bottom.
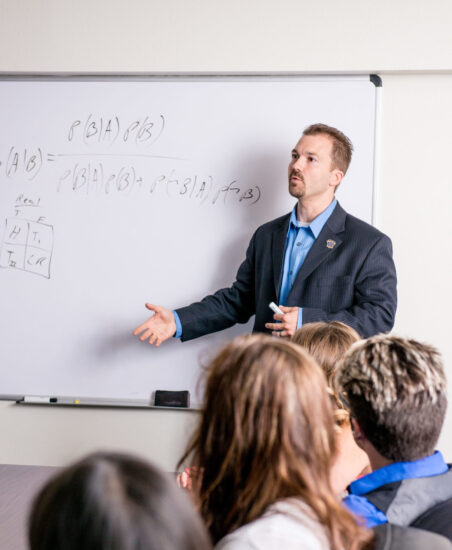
329, 169, 343, 189
350, 417, 365, 443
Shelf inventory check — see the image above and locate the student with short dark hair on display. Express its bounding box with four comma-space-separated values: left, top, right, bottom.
29, 452, 212, 550
336, 334, 452, 540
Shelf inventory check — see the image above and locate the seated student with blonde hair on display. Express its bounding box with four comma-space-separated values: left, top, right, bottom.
292, 321, 371, 494
178, 334, 372, 550
28, 452, 212, 550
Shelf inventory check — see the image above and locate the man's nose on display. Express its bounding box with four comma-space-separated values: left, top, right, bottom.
293, 156, 305, 171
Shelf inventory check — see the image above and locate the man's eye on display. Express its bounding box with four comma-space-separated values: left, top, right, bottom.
308, 156, 316, 162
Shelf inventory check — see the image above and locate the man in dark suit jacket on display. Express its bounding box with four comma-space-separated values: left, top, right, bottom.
134, 124, 397, 345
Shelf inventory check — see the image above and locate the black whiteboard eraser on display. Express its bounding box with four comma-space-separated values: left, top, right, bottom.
155, 390, 190, 408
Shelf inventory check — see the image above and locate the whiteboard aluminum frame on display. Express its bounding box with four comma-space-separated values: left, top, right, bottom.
0, 73, 382, 409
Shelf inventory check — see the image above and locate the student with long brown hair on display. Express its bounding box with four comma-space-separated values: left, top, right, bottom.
178, 334, 372, 550
292, 321, 371, 494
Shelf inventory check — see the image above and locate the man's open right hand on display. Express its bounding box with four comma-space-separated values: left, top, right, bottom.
133, 303, 176, 347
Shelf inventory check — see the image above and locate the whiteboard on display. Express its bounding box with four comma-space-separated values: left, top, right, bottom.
0, 75, 379, 406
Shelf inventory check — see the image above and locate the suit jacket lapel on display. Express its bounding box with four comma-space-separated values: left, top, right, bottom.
287, 202, 347, 297
272, 214, 291, 298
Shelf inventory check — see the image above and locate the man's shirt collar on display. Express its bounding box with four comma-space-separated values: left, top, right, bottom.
348, 451, 449, 496
289, 198, 337, 239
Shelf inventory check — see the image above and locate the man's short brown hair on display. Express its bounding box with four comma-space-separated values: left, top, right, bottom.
303, 123, 353, 175
335, 334, 447, 462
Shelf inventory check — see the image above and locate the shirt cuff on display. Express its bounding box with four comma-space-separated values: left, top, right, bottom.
173, 311, 182, 338
297, 308, 303, 329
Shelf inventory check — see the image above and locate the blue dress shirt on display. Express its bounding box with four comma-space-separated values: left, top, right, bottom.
279, 198, 337, 328
344, 451, 449, 528
174, 199, 337, 338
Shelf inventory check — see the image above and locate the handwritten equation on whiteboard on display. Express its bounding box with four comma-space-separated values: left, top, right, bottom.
0, 195, 53, 279
0, 113, 264, 280
1, 114, 262, 207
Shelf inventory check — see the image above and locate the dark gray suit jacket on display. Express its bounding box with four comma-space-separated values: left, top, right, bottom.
176, 202, 397, 340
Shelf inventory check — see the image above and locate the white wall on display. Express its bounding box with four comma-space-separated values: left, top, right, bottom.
0, 0, 451, 469
0, 0, 451, 72
377, 74, 452, 455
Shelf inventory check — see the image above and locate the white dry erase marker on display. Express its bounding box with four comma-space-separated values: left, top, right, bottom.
23, 396, 58, 404
269, 302, 284, 315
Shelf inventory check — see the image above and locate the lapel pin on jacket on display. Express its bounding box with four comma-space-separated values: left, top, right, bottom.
326, 239, 336, 249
